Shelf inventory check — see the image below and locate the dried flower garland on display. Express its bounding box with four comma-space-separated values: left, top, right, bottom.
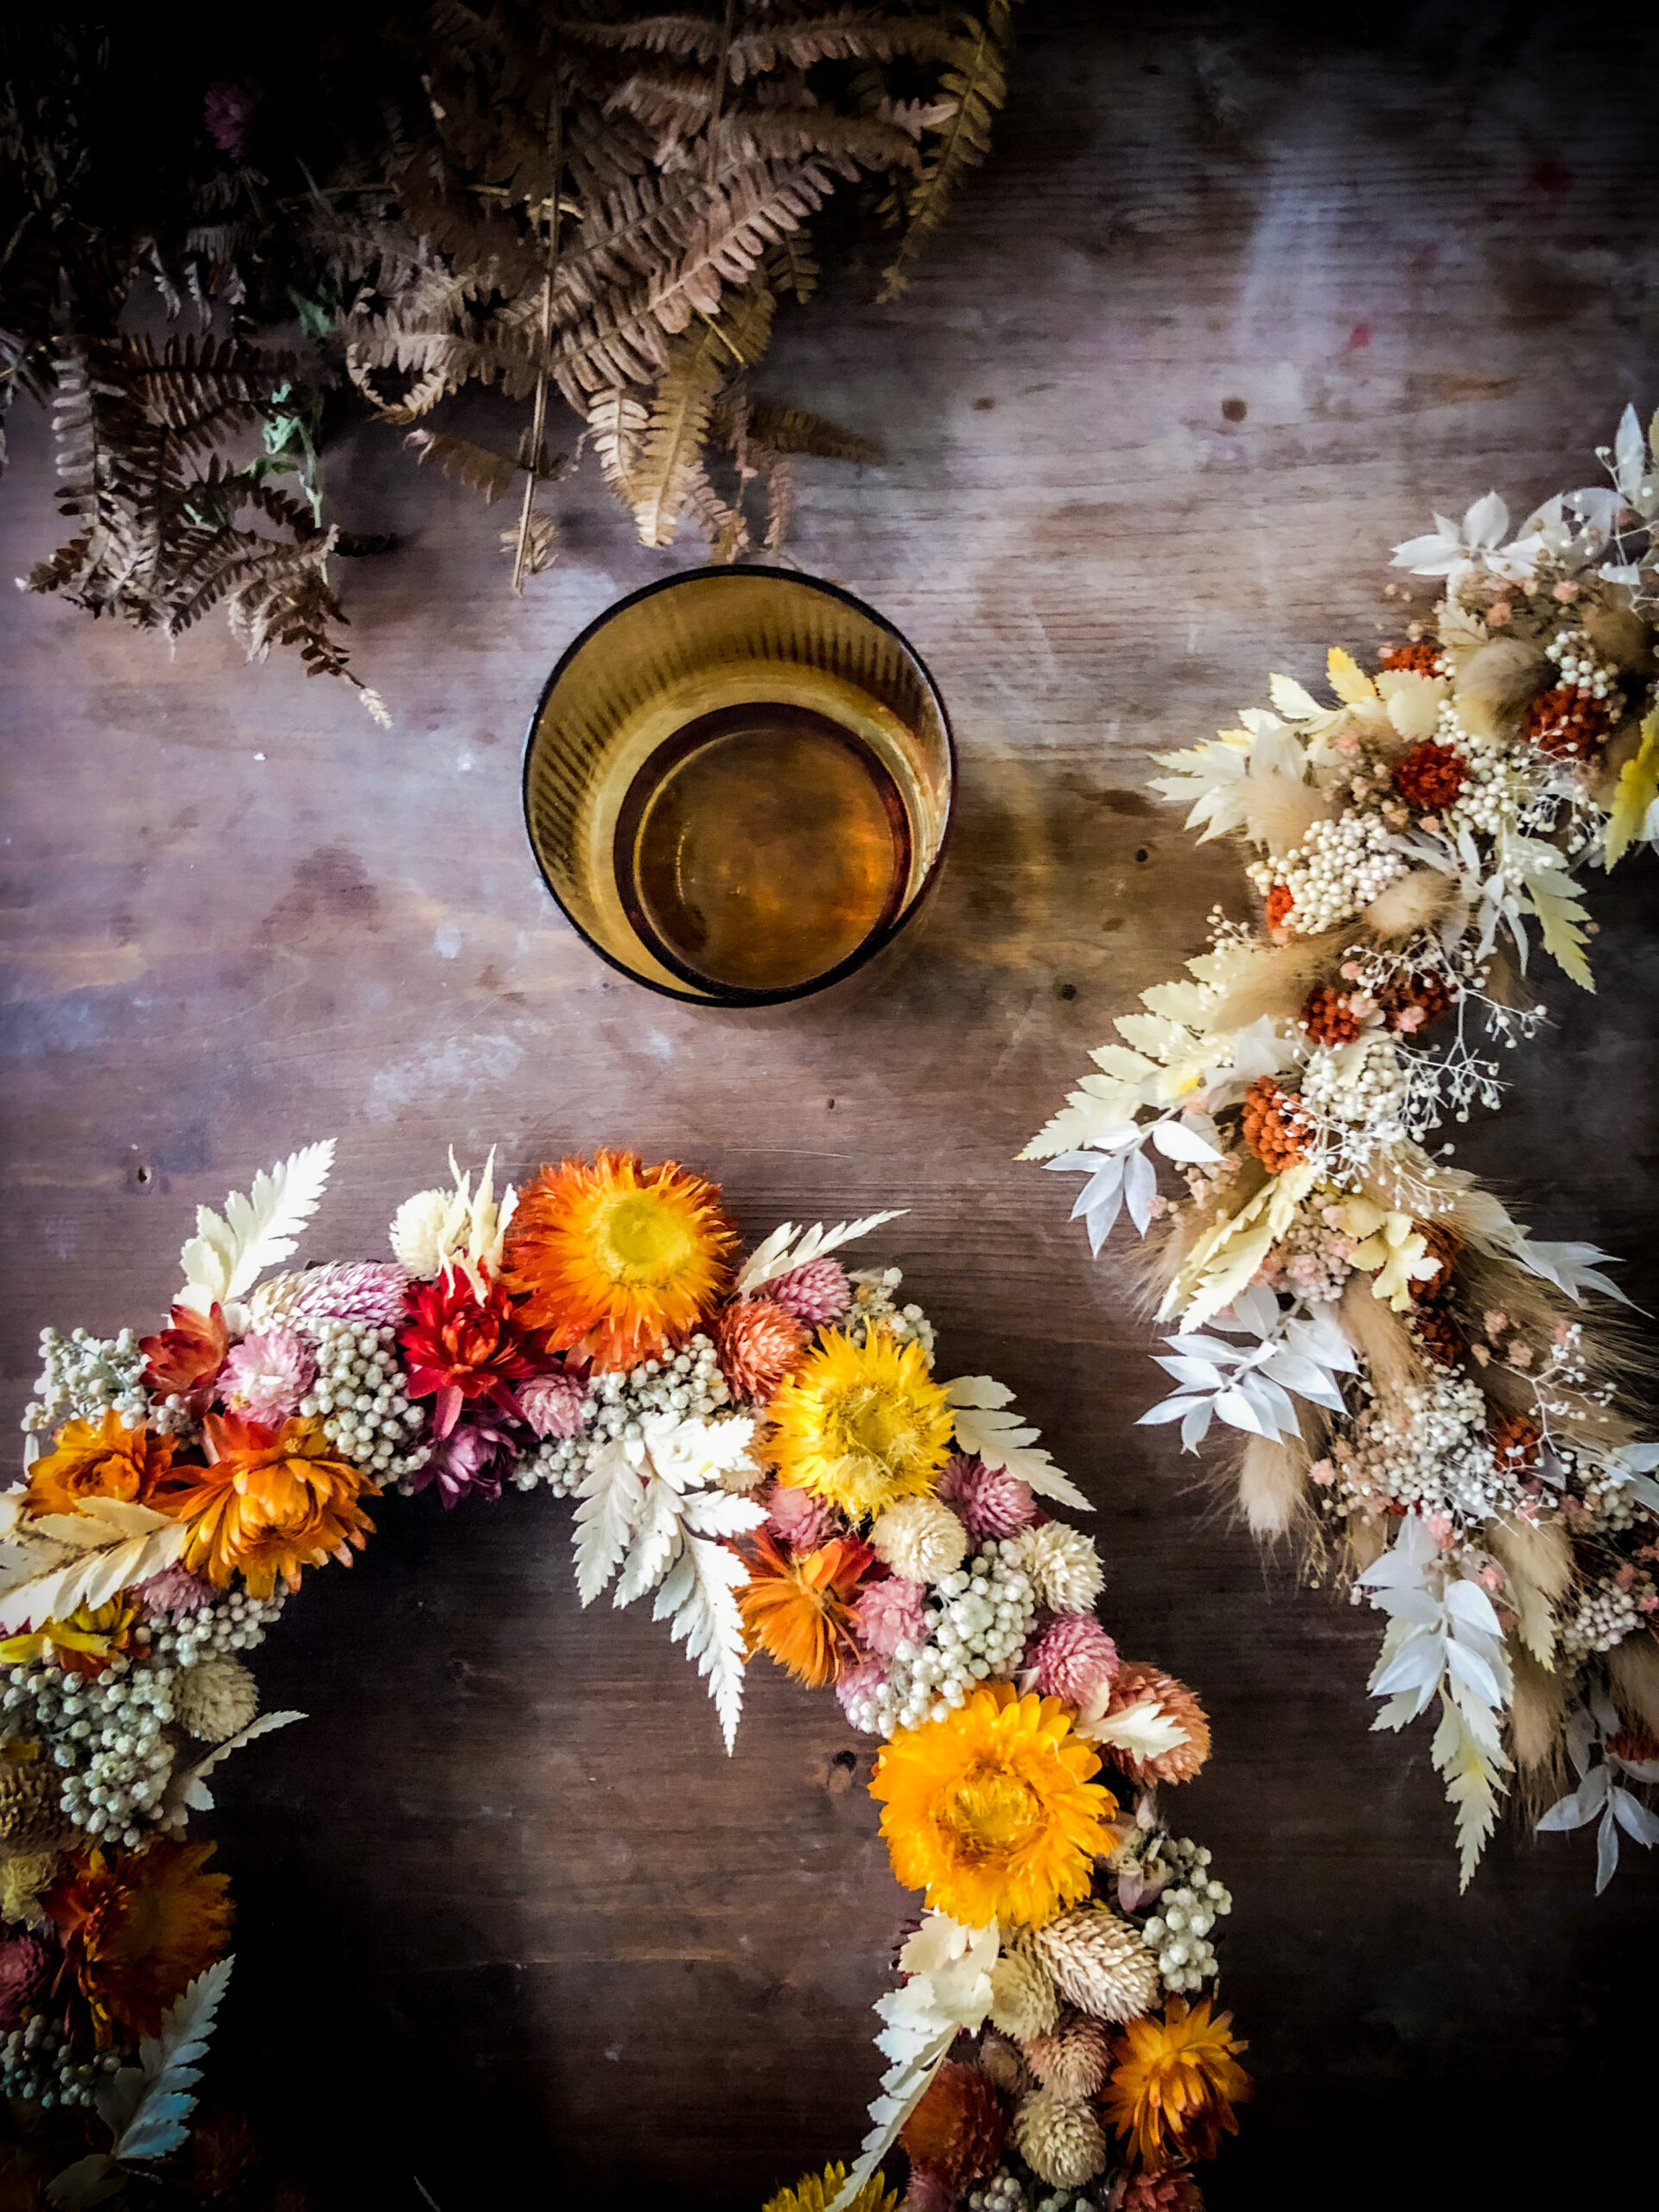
1027, 406, 1659, 1891
3, 1143, 1246, 2210
3, 3, 1024, 717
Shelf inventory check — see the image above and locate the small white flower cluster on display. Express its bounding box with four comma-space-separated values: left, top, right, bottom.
1558, 1572, 1656, 1657
1246, 810, 1407, 936
1442, 732, 1553, 841
1300, 1032, 1414, 1163
0, 2021, 118, 2111
1544, 625, 1621, 706
301, 1320, 429, 1483
844, 1266, 937, 1361
1579, 1465, 1641, 1533
966, 2174, 1027, 2212
0, 1592, 286, 1849
1141, 1849, 1233, 1993
1347, 1368, 1524, 1522
1258, 1201, 1356, 1305
846, 1541, 1039, 1736
511, 1337, 728, 1496
22, 1325, 149, 1434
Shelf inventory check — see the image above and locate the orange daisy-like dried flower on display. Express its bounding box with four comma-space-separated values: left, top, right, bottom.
138, 1301, 230, 1400
24, 1410, 175, 1520
715, 1296, 810, 1404
1102, 1996, 1251, 2170
156, 1412, 378, 1598
737, 1529, 874, 1689
501, 1149, 738, 1370
1106, 1662, 1211, 1785
870, 1682, 1116, 1929
46, 1840, 232, 2046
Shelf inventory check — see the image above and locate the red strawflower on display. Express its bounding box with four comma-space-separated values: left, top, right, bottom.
139, 1301, 230, 1401
398, 1273, 537, 1439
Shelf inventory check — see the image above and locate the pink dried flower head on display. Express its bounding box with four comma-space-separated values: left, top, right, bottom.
0, 1933, 54, 2029
1031, 1611, 1118, 1705
134, 1565, 218, 1621
204, 78, 259, 158
1115, 2172, 1205, 2212
937, 1453, 1037, 1541
835, 1656, 890, 1723
410, 1414, 518, 1510
853, 1573, 927, 1657
766, 1483, 843, 1553
252, 1261, 411, 1337
218, 1329, 315, 1424
516, 1369, 593, 1440
899, 2171, 954, 2212
766, 1256, 853, 1327
715, 1296, 809, 1403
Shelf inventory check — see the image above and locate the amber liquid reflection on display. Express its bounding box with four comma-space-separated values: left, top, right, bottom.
614, 702, 912, 995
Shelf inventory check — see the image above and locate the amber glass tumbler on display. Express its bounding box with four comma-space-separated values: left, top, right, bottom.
522, 567, 955, 1005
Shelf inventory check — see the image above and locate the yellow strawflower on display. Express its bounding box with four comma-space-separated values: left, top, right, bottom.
767, 1328, 953, 1519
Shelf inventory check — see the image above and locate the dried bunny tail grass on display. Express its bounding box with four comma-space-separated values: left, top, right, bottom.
1608, 1630, 1659, 1737
1239, 772, 1338, 856
1583, 601, 1655, 675
1510, 1648, 1570, 1808
1451, 638, 1554, 739
1338, 1274, 1428, 1403
1358, 866, 1461, 944
1205, 930, 1352, 1033
1235, 1431, 1315, 1541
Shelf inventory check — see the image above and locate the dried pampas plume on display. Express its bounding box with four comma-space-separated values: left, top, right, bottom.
1609, 1630, 1659, 1736
1360, 867, 1460, 944
1510, 1649, 1569, 1781
1205, 931, 1350, 1033
1452, 638, 1554, 738
1337, 1274, 1427, 1402
1236, 1433, 1311, 1540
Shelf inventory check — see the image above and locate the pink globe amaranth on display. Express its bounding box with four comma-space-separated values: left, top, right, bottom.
900, 2171, 956, 2212
766, 1482, 842, 1553
135, 1564, 217, 1621
766, 1256, 852, 1326
852, 1573, 927, 1657
219, 1328, 315, 1423
936, 1453, 1038, 1541
835, 1656, 890, 1722
1031, 1611, 1118, 1705
516, 1368, 592, 1440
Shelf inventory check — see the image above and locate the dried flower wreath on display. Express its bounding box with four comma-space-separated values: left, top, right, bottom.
2, 3, 1023, 722
1027, 407, 1659, 1891
2, 1143, 1245, 2212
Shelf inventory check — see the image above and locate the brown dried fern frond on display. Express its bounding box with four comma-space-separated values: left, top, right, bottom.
878, 2, 1020, 302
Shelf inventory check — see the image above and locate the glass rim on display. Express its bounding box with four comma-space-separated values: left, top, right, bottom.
520, 563, 958, 1008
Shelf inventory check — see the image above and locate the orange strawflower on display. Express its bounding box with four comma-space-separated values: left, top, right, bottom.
1102, 1997, 1252, 2169
869, 1682, 1116, 1929
156, 1412, 378, 1597
24, 1410, 175, 1519
738, 1530, 874, 1688
501, 1149, 737, 1370
47, 1840, 232, 2046
139, 1301, 230, 1399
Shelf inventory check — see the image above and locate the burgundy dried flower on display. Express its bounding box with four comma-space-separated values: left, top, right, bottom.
767, 1256, 853, 1327
410, 1414, 519, 1509
203, 79, 260, 159
853, 1573, 927, 1657
0, 1932, 53, 2029
516, 1369, 592, 1440
937, 1453, 1038, 1541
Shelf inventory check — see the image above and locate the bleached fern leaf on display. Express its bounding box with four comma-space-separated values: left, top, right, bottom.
573, 1438, 649, 1605
630, 291, 772, 545
404, 429, 520, 503
162, 1711, 306, 1825
1432, 1698, 1506, 1893
586, 387, 649, 504
178, 1141, 335, 1314
652, 1529, 753, 1753
0, 1493, 188, 1635
738, 1209, 906, 1294
944, 1377, 1094, 1513
99, 1956, 235, 2160
1512, 834, 1595, 990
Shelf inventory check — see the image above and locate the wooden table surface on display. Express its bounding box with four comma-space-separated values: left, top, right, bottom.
3, 5, 1657, 2205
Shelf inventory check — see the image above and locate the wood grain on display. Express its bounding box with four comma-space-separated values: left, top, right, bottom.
3, 5, 1657, 2205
